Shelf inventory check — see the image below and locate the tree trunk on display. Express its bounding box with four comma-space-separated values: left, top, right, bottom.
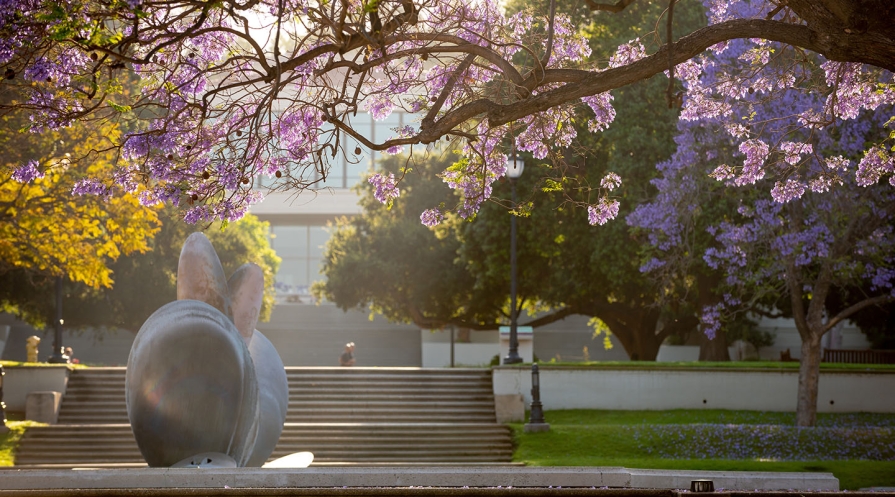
629, 336, 662, 362
696, 273, 729, 361
597, 308, 663, 361
796, 333, 822, 427
698, 329, 730, 361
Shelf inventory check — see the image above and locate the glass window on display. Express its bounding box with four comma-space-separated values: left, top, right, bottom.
309, 256, 324, 282
270, 225, 332, 301
309, 226, 329, 258
373, 113, 403, 143
272, 226, 307, 253
305, 112, 407, 189
345, 155, 370, 187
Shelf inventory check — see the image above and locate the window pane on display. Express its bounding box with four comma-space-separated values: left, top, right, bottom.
345, 138, 371, 187
309, 256, 325, 284
309, 227, 329, 258
276, 259, 305, 287
373, 113, 402, 143
272, 226, 308, 254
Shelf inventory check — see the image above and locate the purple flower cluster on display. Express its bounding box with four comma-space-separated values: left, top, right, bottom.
587, 199, 620, 226
630, 0, 895, 339
368, 173, 400, 206
770, 179, 807, 203
71, 178, 111, 197
608, 39, 646, 69
856, 146, 895, 187
420, 208, 443, 227
11, 160, 43, 183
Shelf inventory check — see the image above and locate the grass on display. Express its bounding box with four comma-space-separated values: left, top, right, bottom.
0, 360, 87, 369
0, 421, 47, 466
514, 360, 895, 371
511, 409, 895, 490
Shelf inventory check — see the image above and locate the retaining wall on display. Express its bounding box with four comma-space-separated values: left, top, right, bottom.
493, 366, 895, 413
3, 366, 70, 412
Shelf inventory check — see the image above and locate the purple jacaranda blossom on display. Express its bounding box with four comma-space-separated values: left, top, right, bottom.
587, 198, 620, 226
368, 173, 400, 206
770, 179, 807, 203
420, 208, 443, 227
601, 172, 622, 191
11, 160, 43, 183
72, 178, 111, 197
608, 39, 645, 68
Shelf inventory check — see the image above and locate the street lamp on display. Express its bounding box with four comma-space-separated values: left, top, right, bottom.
48, 276, 67, 363
503, 157, 524, 365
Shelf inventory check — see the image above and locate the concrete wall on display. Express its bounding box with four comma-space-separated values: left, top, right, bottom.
422, 343, 497, 367
3, 366, 70, 412
259, 304, 421, 366
494, 366, 895, 413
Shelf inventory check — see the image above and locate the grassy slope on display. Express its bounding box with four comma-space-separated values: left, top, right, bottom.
511, 410, 895, 490
0, 421, 47, 466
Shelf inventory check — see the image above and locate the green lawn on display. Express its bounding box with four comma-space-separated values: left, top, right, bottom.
511, 409, 895, 490
518, 360, 895, 371
0, 360, 86, 369
0, 421, 46, 466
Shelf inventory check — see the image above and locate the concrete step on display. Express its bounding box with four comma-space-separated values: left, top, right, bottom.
15, 423, 513, 466
57, 399, 496, 408
30, 367, 510, 467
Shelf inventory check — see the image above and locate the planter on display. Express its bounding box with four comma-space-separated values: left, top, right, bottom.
3, 365, 70, 413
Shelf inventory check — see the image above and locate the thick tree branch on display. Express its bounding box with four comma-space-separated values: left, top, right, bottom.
824, 294, 895, 334
418, 17, 895, 141
583, 0, 636, 14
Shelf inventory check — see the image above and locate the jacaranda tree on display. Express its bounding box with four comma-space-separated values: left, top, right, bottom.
1, 0, 893, 224
629, 2, 895, 426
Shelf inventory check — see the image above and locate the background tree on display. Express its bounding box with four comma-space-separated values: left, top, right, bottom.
630, 15, 895, 424
0, 114, 160, 327
60, 210, 281, 332
319, 0, 764, 362
828, 286, 895, 350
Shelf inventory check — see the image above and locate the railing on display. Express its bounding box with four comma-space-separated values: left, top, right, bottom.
822, 348, 895, 364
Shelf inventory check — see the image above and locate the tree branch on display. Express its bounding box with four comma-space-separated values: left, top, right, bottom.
824, 294, 895, 334
583, 0, 637, 14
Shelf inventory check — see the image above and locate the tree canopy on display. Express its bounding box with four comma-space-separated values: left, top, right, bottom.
628, 20, 895, 425
0, 113, 160, 327
61, 211, 281, 332
1, 0, 893, 224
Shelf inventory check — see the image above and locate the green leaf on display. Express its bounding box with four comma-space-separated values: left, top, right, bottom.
542, 178, 563, 192
108, 102, 132, 113
363, 0, 380, 13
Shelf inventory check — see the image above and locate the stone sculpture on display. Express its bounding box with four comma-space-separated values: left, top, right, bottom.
25, 336, 40, 363
126, 232, 289, 467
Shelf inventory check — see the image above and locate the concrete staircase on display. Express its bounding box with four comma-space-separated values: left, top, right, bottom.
15, 367, 514, 467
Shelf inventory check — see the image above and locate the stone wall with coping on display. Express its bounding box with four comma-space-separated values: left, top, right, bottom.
4, 366, 70, 412
493, 366, 895, 413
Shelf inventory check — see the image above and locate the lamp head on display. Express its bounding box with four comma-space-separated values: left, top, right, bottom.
506, 158, 524, 179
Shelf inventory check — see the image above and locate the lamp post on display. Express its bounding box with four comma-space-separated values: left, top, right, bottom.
524, 363, 550, 432
48, 276, 67, 363
503, 157, 524, 365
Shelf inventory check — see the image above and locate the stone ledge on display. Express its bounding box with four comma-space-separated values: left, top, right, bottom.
0, 467, 838, 491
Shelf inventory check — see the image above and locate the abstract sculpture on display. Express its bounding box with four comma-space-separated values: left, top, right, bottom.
126, 232, 289, 467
